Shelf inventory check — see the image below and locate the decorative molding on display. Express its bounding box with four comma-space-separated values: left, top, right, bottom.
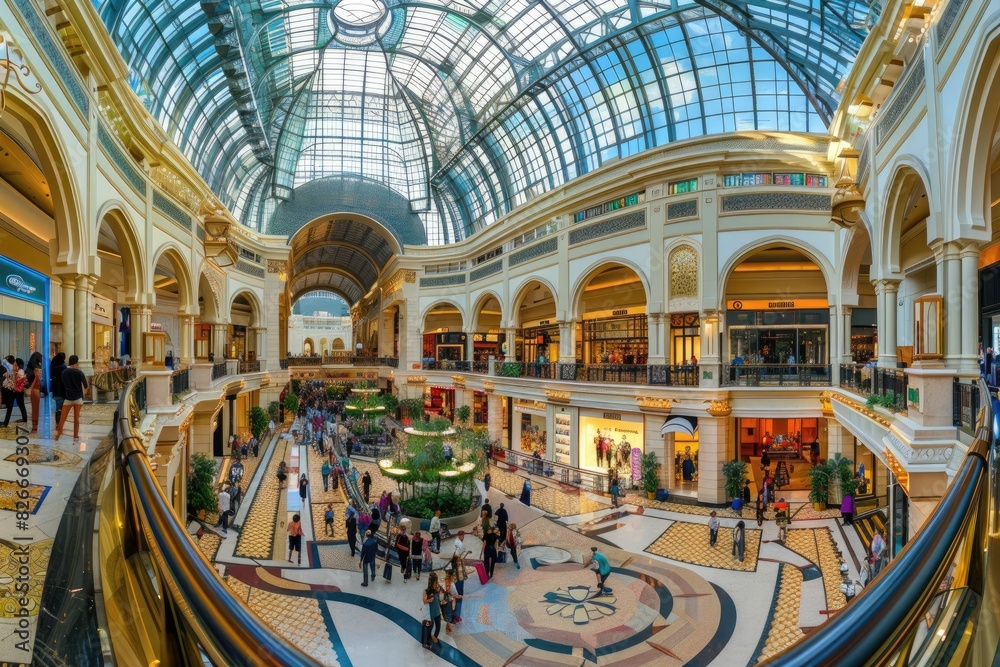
876, 58, 925, 146
420, 274, 466, 287
705, 400, 731, 417
482, 380, 494, 393
830, 392, 892, 428
470, 259, 503, 282
406, 376, 427, 384
819, 393, 834, 416
568, 211, 646, 245
10, 0, 89, 115
97, 124, 146, 194
0, 33, 40, 95
153, 190, 193, 231
883, 447, 909, 494
545, 389, 570, 402
666, 199, 697, 220
451, 375, 466, 387
510, 237, 558, 265
202, 266, 224, 313
383, 268, 417, 294
236, 260, 265, 279
935, 0, 968, 47
267, 260, 289, 274
720, 193, 831, 213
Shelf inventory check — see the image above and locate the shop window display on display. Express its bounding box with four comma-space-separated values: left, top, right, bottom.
578, 413, 644, 483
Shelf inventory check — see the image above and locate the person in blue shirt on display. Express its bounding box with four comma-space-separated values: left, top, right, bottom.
359, 531, 378, 586
587, 546, 612, 596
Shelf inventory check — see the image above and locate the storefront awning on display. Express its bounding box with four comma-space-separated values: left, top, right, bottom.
661, 416, 698, 437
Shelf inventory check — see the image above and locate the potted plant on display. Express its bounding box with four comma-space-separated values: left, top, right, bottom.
400, 398, 424, 425
455, 405, 471, 428
807, 459, 833, 511
723, 459, 748, 508
283, 393, 299, 420
641, 452, 659, 500
830, 453, 858, 505
267, 400, 280, 423
188, 452, 218, 520
382, 393, 398, 419
249, 405, 269, 441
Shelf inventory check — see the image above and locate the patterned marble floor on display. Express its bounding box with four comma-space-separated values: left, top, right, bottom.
235, 438, 291, 559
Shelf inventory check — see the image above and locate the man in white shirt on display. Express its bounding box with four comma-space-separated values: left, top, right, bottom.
430, 509, 442, 553
216, 485, 232, 535
453, 530, 465, 557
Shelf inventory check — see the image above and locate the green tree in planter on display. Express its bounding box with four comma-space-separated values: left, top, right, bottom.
188, 452, 218, 515
284, 393, 299, 417
382, 393, 398, 418
807, 459, 834, 506
641, 452, 659, 494
722, 459, 749, 500
249, 406, 269, 441
267, 401, 280, 422
455, 404, 471, 427
831, 453, 859, 498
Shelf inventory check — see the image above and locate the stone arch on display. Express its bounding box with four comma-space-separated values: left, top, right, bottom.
719, 236, 836, 307
841, 224, 874, 303
571, 259, 651, 321
96, 202, 146, 302
229, 288, 264, 328
331, 338, 346, 350
421, 299, 466, 332
2, 85, 85, 270
303, 337, 314, 355
949, 11, 1000, 238
198, 265, 223, 322
471, 290, 504, 331
150, 242, 196, 311
878, 159, 935, 276
510, 277, 560, 325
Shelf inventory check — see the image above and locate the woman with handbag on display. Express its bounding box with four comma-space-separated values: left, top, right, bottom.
442, 571, 463, 634
421, 572, 442, 648
26, 352, 43, 432
2, 358, 27, 427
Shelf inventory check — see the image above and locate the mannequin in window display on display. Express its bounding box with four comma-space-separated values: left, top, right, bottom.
595, 429, 604, 466
618, 439, 631, 469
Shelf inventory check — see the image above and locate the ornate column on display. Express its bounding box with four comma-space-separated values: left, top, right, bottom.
943, 242, 962, 362
251, 327, 266, 362
960, 243, 981, 372
829, 305, 839, 385
646, 313, 666, 365
697, 405, 731, 504
842, 307, 853, 363
464, 328, 475, 363
179, 315, 195, 367
503, 325, 518, 360
212, 323, 228, 360
74, 274, 96, 372
875, 280, 900, 367
133, 305, 152, 367
557, 320, 575, 362
60, 277, 76, 356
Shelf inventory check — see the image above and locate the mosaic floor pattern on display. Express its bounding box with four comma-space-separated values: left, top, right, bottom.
756, 564, 806, 663
235, 438, 288, 559
646, 521, 762, 572
486, 465, 606, 516
783, 528, 847, 611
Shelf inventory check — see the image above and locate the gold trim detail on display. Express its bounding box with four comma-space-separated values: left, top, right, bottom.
884, 447, 909, 493
638, 397, 673, 412
451, 375, 466, 387
482, 380, 494, 393
705, 400, 731, 417
545, 389, 570, 402
406, 376, 427, 384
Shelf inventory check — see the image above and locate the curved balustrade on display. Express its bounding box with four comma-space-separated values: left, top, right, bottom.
761, 378, 995, 666
104, 379, 320, 666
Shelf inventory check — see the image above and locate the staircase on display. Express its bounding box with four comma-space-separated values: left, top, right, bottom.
853, 507, 887, 555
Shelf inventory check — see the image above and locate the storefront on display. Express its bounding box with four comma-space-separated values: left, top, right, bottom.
473, 390, 489, 425
578, 410, 644, 480
726, 300, 829, 365
229, 324, 246, 359
670, 313, 700, 365
850, 435, 887, 506
581, 313, 648, 364
424, 385, 456, 420
90, 295, 115, 370
517, 323, 559, 363
472, 332, 504, 362
422, 332, 467, 362
849, 308, 878, 364
0, 255, 49, 376
738, 417, 821, 460
511, 399, 547, 455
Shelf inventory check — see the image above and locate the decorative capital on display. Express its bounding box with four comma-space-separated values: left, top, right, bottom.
451, 375, 466, 387
406, 376, 426, 384
482, 380, 494, 394
383, 269, 417, 294
637, 396, 673, 412
545, 389, 570, 402
819, 392, 834, 416
705, 399, 731, 417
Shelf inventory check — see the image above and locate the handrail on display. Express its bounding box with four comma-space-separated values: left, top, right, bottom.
113, 379, 320, 666
761, 377, 993, 666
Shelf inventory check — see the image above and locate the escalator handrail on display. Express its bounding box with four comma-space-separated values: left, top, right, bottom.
116, 379, 321, 667
761, 377, 993, 666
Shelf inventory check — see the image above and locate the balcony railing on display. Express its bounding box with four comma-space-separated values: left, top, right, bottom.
721, 364, 831, 387
953, 379, 981, 436
212, 360, 228, 380
281, 356, 399, 368
169, 368, 190, 399
502, 449, 609, 494
238, 360, 261, 374
279, 358, 289, 369
840, 364, 908, 412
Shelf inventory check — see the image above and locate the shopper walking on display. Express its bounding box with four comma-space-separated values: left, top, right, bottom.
394, 526, 411, 580
345, 502, 359, 556
481, 525, 501, 579
49, 352, 66, 425
359, 530, 377, 586
321, 460, 331, 492
708, 511, 719, 547
411, 531, 425, 581
495, 503, 509, 542
55, 356, 87, 439
361, 471, 372, 502
449, 553, 468, 623
442, 571, 462, 633
26, 352, 42, 432
430, 509, 442, 553
299, 476, 310, 506
324, 503, 335, 536
216, 485, 232, 535
2, 358, 27, 427
506, 522, 521, 569
287, 513, 304, 564
519, 479, 532, 506
421, 572, 442, 648
755, 491, 766, 527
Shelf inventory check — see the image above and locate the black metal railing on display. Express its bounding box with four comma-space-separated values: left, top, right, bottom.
721, 364, 831, 387
169, 368, 190, 399
502, 450, 609, 494
279, 358, 289, 369
472, 360, 490, 374
109, 379, 319, 665
953, 379, 981, 436
840, 365, 908, 412
761, 378, 994, 666
238, 360, 261, 373
212, 360, 228, 380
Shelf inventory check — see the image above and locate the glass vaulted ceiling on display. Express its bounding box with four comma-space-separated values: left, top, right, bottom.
99, 0, 878, 244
